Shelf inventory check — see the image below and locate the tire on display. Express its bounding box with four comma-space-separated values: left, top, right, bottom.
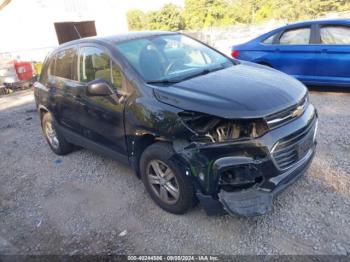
140, 142, 195, 214
41, 113, 73, 155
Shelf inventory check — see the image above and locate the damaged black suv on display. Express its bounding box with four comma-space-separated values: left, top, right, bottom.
34, 32, 318, 217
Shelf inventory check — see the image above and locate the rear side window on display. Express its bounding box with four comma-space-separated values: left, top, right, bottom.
79, 46, 122, 91
48, 58, 56, 77
39, 57, 53, 83
262, 34, 276, 44
321, 25, 350, 44
279, 27, 310, 45
54, 48, 77, 80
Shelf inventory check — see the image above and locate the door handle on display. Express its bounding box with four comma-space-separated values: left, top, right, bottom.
75, 95, 85, 105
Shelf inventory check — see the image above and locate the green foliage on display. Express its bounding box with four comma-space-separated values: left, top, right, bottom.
127, 9, 147, 31
148, 4, 185, 31
127, 4, 185, 31
126, 0, 349, 31
183, 0, 208, 29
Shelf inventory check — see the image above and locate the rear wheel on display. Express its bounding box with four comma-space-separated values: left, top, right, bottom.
41, 113, 73, 155
140, 142, 195, 214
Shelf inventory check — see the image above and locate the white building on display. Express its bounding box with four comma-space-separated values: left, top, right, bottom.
0, 0, 183, 62
0, 0, 133, 61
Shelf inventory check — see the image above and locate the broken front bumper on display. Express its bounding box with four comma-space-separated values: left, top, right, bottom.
174, 104, 318, 217
218, 146, 315, 216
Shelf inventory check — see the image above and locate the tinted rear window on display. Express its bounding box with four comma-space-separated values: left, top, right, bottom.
53, 48, 77, 80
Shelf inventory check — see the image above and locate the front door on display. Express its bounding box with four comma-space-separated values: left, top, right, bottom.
77, 45, 128, 158
313, 24, 350, 85
274, 26, 318, 83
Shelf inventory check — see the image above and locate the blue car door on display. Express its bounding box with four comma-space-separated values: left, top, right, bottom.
274, 25, 319, 83
313, 23, 350, 86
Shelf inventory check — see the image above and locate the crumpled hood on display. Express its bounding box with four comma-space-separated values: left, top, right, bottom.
152, 62, 307, 119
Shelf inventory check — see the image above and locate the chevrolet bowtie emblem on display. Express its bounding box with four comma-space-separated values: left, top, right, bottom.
292, 106, 304, 118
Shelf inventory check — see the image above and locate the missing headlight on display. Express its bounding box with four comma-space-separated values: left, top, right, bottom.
219, 165, 263, 191
179, 111, 268, 143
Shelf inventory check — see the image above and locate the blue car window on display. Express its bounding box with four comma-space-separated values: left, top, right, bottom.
262, 34, 276, 44
280, 28, 310, 45
321, 26, 350, 44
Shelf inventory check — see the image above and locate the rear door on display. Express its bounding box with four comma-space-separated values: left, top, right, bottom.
76, 45, 128, 158
274, 25, 318, 82
313, 23, 350, 85
48, 47, 83, 133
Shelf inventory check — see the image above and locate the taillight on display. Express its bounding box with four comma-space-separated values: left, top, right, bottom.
231, 50, 240, 58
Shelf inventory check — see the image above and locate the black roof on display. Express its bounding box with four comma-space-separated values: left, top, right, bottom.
101, 31, 177, 43
59, 31, 177, 48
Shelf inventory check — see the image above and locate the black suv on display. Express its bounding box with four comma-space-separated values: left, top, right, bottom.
34, 32, 318, 217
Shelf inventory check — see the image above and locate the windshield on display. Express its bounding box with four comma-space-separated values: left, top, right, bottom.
116, 34, 232, 83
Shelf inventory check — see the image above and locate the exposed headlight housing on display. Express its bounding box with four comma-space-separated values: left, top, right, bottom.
179, 111, 268, 143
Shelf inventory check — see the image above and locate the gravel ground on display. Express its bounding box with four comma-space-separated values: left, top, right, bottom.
0, 88, 350, 255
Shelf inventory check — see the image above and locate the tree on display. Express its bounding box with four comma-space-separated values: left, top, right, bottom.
127, 9, 147, 31
183, 0, 209, 29
148, 4, 185, 31
224, 0, 253, 24
127, 0, 349, 31
183, 0, 236, 29
204, 0, 230, 27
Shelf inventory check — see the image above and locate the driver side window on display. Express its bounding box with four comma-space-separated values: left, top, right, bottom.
163, 39, 212, 66
187, 49, 212, 65
79, 46, 122, 91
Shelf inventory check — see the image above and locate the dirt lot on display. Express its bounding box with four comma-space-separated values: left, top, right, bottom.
0, 88, 350, 255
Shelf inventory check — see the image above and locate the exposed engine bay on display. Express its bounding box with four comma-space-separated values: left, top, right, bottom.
179, 111, 268, 143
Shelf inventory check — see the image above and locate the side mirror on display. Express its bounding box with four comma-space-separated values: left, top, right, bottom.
86, 79, 113, 96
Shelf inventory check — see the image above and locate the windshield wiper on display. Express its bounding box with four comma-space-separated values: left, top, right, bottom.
146, 79, 180, 85
147, 64, 227, 85
177, 65, 225, 82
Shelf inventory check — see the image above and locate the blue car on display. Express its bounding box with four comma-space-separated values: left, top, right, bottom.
232, 19, 350, 87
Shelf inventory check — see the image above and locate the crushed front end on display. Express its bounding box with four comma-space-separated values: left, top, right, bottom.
172, 97, 318, 217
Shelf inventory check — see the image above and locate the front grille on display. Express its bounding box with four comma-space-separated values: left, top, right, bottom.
272, 120, 315, 170
266, 96, 308, 129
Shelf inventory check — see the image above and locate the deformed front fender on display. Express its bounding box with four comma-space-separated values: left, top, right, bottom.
171, 140, 271, 196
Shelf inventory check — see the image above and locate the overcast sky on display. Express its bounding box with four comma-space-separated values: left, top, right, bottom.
0, 0, 186, 55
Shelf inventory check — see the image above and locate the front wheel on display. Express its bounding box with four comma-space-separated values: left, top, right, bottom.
140, 142, 196, 214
